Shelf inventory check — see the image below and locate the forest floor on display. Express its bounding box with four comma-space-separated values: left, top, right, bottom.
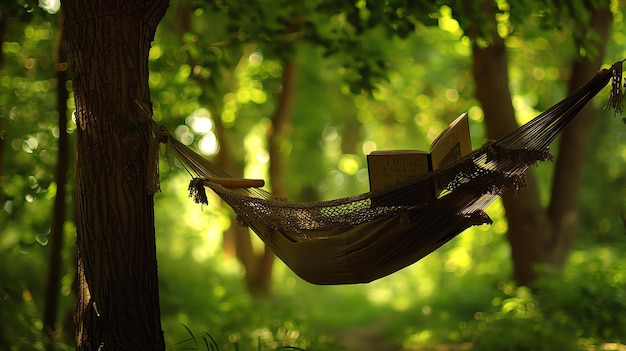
331, 318, 475, 351
333, 322, 626, 351
332, 319, 401, 351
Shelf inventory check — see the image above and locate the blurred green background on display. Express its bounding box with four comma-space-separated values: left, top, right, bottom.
1, 1, 626, 350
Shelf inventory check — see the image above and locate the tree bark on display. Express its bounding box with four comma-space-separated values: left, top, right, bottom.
268, 60, 296, 199
471, 3, 612, 285
472, 37, 549, 285
43, 12, 70, 341
234, 59, 297, 297
61, 1, 168, 350
545, 6, 612, 266
0, 12, 8, 204
211, 103, 238, 256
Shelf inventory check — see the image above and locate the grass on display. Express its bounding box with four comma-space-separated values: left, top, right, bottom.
157, 227, 626, 351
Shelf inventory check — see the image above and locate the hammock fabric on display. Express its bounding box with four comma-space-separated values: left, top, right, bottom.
158, 60, 624, 285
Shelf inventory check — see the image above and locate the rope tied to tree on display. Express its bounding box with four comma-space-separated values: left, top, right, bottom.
147, 123, 171, 194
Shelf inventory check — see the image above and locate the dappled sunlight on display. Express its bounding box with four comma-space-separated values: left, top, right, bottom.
244, 118, 271, 180
198, 133, 219, 155
187, 108, 220, 155
438, 6, 462, 36
361, 140, 377, 154
174, 124, 194, 145
511, 93, 541, 125
444, 246, 473, 276
39, 0, 60, 13
337, 154, 360, 175
467, 105, 483, 123
3, 2, 626, 350
187, 109, 213, 133
155, 173, 231, 262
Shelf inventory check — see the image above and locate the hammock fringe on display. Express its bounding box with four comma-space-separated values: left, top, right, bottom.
606, 59, 625, 115
189, 178, 208, 205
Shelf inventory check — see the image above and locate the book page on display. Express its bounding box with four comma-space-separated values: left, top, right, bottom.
430, 113, 472, 170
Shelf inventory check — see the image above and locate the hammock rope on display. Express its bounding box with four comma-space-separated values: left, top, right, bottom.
158, 60, 624, 285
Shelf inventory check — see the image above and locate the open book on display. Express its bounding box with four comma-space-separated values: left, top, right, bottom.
367, 113, 472, 200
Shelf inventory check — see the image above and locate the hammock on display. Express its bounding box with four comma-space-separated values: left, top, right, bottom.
158, 60, 624, 285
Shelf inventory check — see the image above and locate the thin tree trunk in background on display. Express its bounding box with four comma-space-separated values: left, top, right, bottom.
62, 1, 168, 349
471, 1, 612, 285
211, 99, 261, 287
174, 2, 295, 295
468, 0, 547, 285
472, 37, 549, 285
546, 6, 611, 266
0, 12, 8, 204
242, 59, 297, 297
43, 12, 70, 341
211, 104, 238, 257
174, 2, 240, 256
268, 60, 296, 198
0, 11, 6, 68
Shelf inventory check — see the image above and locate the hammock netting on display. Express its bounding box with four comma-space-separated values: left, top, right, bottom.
158, 60, 624, 285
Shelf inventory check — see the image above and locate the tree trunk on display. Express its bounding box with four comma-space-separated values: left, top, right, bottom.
545, 6, 612, 266
173, 2, 240, 256
0, 12, 7, 204
62, 1, 169, 350
235, 59, 297, 297
471, 3, 612, 285
211, 103, 238, 257
472, 37, 549, 285
268, 60, 296, 199
43, 12, 70, 341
